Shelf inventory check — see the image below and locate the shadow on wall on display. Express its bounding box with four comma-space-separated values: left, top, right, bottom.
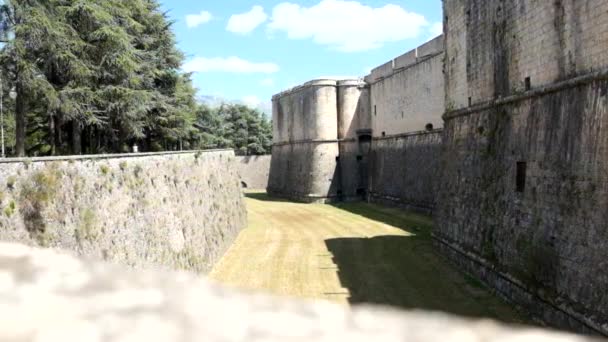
244, 192, 292, 203
324, 203, 530, 325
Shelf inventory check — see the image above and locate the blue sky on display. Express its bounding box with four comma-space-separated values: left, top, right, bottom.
158, 0, 443, 112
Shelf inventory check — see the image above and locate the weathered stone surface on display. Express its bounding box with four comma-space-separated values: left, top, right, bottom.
439, 0, 608, 335
368, 131, 442, 213
0, 242, 597, 342
268, 79, 363, 202
0, 150, 247, 273
370, 50, 444, 136
236, 155, 271, 190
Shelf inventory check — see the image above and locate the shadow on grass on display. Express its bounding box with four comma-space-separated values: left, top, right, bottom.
244, 191, 292, 203
325, 202, 530, 325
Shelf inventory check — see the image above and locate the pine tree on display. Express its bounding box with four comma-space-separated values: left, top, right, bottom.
0, 0, 272, 157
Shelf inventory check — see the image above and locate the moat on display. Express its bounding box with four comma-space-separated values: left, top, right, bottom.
211, 192, 530, 325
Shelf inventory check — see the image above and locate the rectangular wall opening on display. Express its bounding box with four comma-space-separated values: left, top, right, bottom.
516, 162, 527, 193
525, 77, 531, 91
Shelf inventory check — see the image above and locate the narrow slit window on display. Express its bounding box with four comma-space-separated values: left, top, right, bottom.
468, 97, 472, 107
525, 77, 531, 91
516, 162, 527, 193
374, 105, 377, 116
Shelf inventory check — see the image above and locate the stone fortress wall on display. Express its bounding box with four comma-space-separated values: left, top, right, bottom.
435, 0, 608, 335
0, 150, 247, 274
269, 36, 446, 210
236, 155, 271, 190
365, 36, 445, 212
268, 0, 608, 335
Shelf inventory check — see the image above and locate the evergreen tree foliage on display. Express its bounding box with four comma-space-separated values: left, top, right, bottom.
0, 0, 272, 157
194, 103, 272, 156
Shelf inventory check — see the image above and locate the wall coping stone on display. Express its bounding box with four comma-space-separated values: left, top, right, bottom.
0, 149, 234, 165
373, 129, 444, 141
272, 79, 361, 100
272, 139, 340, 147
443, 67, 608, 121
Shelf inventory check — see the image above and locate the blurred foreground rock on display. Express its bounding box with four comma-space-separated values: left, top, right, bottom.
0, 242, 599, 342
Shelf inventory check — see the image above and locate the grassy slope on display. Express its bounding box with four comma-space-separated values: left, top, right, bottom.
210, 193, 530, 325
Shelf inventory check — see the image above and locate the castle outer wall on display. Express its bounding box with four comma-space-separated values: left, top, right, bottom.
0, 150, 247, 274
436, 0, 608, 334
236, 155, 271, 190
269, 37, 446, 209
366, 36, 445, 212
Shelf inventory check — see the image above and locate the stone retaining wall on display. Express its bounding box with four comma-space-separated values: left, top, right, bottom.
0, 150, 247, 273
236, 155, 271, 190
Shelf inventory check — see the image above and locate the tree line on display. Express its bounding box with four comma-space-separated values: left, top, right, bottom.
0, 0, 272, 157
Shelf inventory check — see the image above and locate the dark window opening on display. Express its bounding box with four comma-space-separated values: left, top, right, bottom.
425, 123, 434, 131
374, 105, 377, 116
358, 134, 372, 143
382, 131, 386, 137
356, 188, 366, 196
516, 162, 527, 193
241, 181, 248, 188
525, 77, 531, 91
356, 155, 363, 161
468, 97, 472, 107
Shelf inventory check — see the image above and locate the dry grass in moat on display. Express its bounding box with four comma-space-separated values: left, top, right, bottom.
210, 192, 530, 325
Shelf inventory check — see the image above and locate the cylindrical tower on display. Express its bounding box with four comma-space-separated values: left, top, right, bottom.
337, 79, 366, 139
268, 79, 341, 202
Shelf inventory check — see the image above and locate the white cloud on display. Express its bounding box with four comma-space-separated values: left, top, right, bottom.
242, 95, 262, 108
430, 22, 443, 37
260, 78, 275, 86
267, 0, 428, 52
186, 11, 213, 28
227, 6, 268, 34
182, 57, 280, 73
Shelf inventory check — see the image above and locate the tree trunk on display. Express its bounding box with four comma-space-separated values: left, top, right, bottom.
49, 113, 56, 156
15, 82, 26, 157
72, 121, 82, 155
